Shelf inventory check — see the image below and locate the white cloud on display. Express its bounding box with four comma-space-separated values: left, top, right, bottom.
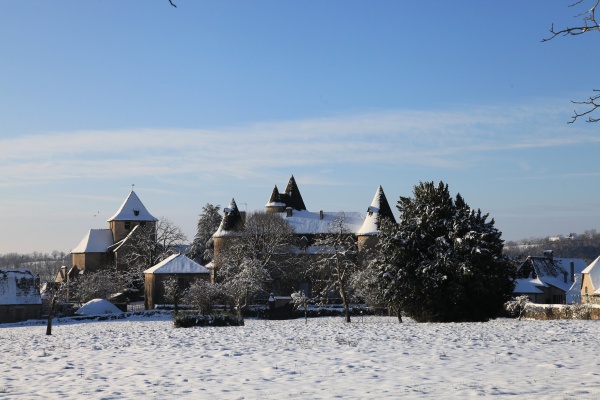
1, 101, 597, 188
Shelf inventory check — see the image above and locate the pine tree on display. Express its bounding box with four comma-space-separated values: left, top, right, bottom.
375, 181, 515, 322
187, 204, 222, 264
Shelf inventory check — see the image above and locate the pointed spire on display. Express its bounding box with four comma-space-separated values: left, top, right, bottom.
282, 175, 307, 211
107, 191, 157, 222
372, 185, 396, 226
357, 186, 396, 235
218, 198, 244, 232
268, 185, 282, 205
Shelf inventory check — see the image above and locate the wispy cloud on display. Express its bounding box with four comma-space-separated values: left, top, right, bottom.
1, 101, 597, 187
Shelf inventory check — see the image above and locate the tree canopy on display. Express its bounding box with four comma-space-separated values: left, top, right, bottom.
374, 181, 515, 322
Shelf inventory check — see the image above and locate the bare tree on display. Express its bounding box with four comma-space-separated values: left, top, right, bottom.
544, 0, 600, 123
216, 211, 304, 316
183, 279, 224, 315
313, 212, 360, 323
69, 270, 120, 306
120, 217, 187, 290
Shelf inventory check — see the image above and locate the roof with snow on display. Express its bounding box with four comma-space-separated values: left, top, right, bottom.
276, 210, 364, 235
107, 191, 158, 222
356, 185, 396, 236
516, 255, 588, 293
144, 254, 210, 274
582, 255, 600, 294
0, 269, 42, 305
71, 229, 114, 253
213, 198, 245, 237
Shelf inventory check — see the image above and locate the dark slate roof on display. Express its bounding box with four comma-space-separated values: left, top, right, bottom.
280, 175, 307, 211
214, 198, 244, 236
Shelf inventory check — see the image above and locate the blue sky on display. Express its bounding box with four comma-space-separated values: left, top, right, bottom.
1, 1, 599, 254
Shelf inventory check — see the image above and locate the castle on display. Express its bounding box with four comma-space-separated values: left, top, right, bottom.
211, 176, 396, 292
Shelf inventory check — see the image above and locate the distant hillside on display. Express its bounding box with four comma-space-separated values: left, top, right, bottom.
504, 230, 600, 263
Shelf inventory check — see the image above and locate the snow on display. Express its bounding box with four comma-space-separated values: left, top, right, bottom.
1, 316, 600, 398
107, 190, 158, 222
278, 210, 364, 234
356, 186, 383, 236
582, 255, 600, 294
0, 269, 41, 305
144, 254, 210, 274
71, 229, 114, 253
75, 299, 123, 316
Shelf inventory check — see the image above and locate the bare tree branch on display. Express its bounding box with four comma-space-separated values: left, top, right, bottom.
168, 0, 177, 7
542, 0, 600, 41
569, 89, 600, 123
543, 1, 600, 123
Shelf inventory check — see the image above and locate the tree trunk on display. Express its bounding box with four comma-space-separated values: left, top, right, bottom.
46, 296, 57, 335
396, 307, 403, 323
339, 286, 351, 323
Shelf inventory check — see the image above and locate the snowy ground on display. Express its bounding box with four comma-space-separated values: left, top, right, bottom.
1, 315, 599, 399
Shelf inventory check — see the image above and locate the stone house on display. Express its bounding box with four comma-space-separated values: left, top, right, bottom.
514, 250, 587, 304
0, 269, 42, 323
144, 253, 210, 310
580, 255, 600, 303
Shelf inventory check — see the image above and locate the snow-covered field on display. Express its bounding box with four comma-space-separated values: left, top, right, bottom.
1, 315, 599, 399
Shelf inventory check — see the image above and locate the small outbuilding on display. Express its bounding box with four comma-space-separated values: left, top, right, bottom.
143, 254, 210, 310
0, 269, 42, 323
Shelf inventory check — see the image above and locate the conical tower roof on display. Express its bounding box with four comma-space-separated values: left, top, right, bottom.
107, 191, 157, 222
282, 175, 306, 211
214, 198, 244, 235
357, 186, 396, 235
266, 185, 284, 206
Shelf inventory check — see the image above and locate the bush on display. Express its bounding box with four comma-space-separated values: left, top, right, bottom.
173, 313, 244, 328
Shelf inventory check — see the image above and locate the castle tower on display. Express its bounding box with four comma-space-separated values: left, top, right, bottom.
265, 175, 307, 213
107, 190, 158, 243
212, 198, 245, 281
357, 185, 396, 251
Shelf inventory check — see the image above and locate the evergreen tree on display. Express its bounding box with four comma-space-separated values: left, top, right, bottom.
187, 204, 222, 264
375, 181, 515, 322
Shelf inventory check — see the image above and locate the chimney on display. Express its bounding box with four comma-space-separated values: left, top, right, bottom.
571, 261, 575, 283
543, 250, 553, 262
286, 207, 293, 217
319, 210, 324, 220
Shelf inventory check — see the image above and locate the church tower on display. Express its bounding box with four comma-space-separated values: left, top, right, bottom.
108, 190, 158, 243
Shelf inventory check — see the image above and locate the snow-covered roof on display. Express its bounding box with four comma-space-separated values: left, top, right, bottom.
582, 255, 600, 294
514, 277, 546, 294
356, 185, 396, 236
517, 255, 588, 293
277, 210, 364, 235
71, 229, 114, 253
144, 254, 210, 274
0, 269, 42, 305
213, 198, 244, 237
107, 191, 158, 222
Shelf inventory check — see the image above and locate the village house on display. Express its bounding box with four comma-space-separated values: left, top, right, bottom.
58, 190, 158, 282
144, 253, 210, 310
514, 250, 587, 304
0, 269, 42, 323
580, 255, 600, 303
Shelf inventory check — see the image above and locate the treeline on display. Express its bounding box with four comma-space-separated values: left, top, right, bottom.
504, 229, 600, 263
0, 251, 71, 282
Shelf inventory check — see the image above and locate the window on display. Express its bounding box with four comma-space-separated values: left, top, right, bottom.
124, 221, 131, 230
